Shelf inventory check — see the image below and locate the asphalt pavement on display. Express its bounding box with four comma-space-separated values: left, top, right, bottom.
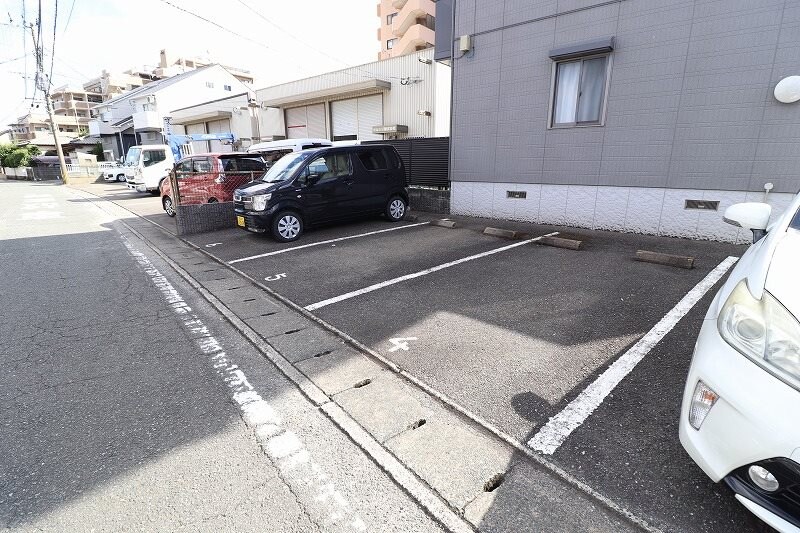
65, 181, 771, 533
0, 180, 447, 532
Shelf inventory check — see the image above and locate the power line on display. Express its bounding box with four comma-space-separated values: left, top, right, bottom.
234, 0, 348, 68
62, 0, 76, 33
48, 0, 57, 88
0, 55, 26, 65
156, 0, 273, 52
232, 0, 386, 82
22, 0, 27, 99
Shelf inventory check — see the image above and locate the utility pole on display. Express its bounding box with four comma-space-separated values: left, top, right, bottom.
30, 21, 69, 184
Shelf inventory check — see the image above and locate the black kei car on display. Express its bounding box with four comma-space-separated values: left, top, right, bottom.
233, 145, 409, 242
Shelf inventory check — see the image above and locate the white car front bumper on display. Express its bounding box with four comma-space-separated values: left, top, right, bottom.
680, 317, 800, 531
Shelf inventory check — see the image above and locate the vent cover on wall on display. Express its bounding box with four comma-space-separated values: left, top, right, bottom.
507, 191, 527, 199
685, 199, 720, 210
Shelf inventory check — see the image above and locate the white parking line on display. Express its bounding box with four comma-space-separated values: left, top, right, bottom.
229, 222, 430, 264
528, 255, 739, 455
123, 238, 366, 530
305, 232, 559, 311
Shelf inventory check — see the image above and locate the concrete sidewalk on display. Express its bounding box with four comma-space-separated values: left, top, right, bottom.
68, 185, 650, 533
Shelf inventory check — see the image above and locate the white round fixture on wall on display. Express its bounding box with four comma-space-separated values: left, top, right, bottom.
774, 76, 800, 103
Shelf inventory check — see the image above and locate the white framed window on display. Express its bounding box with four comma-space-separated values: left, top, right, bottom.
386, 38, 396, 50
387, 13, 397, 25
550, 54, 610, 128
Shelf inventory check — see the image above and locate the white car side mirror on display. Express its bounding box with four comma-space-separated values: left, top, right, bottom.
723, 202, 772, 242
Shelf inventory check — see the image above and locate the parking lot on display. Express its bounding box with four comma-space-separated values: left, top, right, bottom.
78, 181, 765, 532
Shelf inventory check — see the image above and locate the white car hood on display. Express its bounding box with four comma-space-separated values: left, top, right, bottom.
765, 229, 800, 319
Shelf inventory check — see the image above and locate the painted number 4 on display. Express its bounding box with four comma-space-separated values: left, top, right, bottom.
265, 273, 287, 282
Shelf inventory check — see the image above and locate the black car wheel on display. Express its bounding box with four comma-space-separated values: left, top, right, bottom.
116, 174, 126, 182
385, 196, 407, 222
162, 196, 176, 217
271, 211, 303, 242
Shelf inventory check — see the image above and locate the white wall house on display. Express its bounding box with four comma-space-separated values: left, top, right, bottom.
88, 65, 251, 159
256, 49, 450, 142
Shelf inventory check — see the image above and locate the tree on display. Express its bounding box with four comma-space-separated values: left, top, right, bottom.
0, 144, 42, 168
90, 143, 105, 161
5, 148, 32, 168
0, 144, 15, 168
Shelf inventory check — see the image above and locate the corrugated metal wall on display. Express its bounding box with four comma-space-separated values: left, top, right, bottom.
257, 49, 441, 140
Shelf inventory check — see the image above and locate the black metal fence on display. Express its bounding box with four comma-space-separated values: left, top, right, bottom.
364, 137, 449, 188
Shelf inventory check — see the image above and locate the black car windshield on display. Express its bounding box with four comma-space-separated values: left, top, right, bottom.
261, 151, 313, 183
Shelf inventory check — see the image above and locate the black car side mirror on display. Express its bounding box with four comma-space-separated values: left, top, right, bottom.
306, 174, 321, 186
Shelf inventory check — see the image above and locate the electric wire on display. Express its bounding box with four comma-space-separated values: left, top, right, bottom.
48, 0, 57, 93
62, 0, 76, 34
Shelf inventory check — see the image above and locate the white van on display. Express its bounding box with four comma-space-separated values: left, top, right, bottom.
246, 138, 332, 167
124, 144, 175, 195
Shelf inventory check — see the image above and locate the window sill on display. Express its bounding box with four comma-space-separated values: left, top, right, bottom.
548, 122, 604, 130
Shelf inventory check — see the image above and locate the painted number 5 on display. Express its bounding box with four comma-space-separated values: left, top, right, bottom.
265, 273, 287, 282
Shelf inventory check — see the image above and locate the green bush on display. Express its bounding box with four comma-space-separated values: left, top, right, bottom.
5, 148, 32, 168
0, 144, 15, 168
0, 144, 42, 168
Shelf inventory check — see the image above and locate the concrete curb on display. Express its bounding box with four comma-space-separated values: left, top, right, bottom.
635, 250, 694, 269
430, 219, 457, 228
537, 235, 584, 251
482, 227, 519, 239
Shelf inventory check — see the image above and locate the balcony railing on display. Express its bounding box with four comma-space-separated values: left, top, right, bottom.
391, 0, 435, 37
132, 110, 162, 131
392, 23, 435, 55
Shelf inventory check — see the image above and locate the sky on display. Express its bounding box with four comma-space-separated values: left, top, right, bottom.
0, 0, 380, 128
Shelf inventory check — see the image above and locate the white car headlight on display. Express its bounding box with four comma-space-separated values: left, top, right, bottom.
252, 193, 272, 211
718, 279, 800, 389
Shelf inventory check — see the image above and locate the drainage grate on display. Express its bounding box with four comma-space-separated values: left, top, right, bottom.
507, 190, 527, 199
684, 199, 719, 210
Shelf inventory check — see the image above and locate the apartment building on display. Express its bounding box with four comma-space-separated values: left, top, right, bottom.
51, 86, 103, 125
377, 0, 436, 60
154, 49, 254, 86
83, 69, 159, 103
440, 0, 800, 243
8, 111, 86, 152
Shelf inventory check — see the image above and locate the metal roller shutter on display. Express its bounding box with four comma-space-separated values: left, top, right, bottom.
285, 107, 307, 139
207, 118, 232, 153
306, 104, 326, 138
332, 99, 358, 141
357, 94, 383, 141
332, 95, 384, 141
286, 104, 326, 139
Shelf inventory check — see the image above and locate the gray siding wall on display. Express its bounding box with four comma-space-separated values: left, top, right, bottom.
451, 0, 800, 194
